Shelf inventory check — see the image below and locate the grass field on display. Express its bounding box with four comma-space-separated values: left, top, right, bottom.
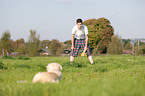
0, 55, 145, 96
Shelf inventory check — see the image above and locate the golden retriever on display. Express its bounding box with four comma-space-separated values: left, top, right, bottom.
32, 63, 62, 83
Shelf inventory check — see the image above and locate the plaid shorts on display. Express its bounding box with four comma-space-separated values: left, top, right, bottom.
70, 39, 91, 57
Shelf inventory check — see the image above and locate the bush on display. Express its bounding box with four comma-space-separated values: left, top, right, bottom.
0, 61, 7, 69
134, 46, 143, 54
142, 49, 145, 54
1, 56, 30, 60
92, 48, 99, 56
108, 34, 123, 54
135, 48, 143, 54
2, 56, 12, 59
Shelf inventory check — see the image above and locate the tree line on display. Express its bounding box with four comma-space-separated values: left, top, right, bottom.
0, 17, 145, 56
0, 30, 64, 56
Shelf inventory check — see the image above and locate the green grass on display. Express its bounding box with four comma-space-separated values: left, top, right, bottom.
0, 55, 145, 96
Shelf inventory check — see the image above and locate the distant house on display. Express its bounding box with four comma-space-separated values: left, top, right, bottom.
140, 40, 145, 43
63, 49, 71, 54
123, 50, 134, 54
38, 49, 51, 56
10, 52, 20, 56
62, 49, 71, 56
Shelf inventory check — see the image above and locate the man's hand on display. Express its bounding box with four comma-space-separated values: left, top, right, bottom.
71, 46, 75, 50
84, 46, 88, 52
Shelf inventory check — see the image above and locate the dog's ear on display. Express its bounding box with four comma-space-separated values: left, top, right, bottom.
59, 65, 62, 71
57, 63, 62, 71
47, 63, 51, 71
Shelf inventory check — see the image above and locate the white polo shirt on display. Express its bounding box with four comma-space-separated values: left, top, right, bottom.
72, 24, 88, 39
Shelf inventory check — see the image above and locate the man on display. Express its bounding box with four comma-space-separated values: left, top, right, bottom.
70, 19, 94, 64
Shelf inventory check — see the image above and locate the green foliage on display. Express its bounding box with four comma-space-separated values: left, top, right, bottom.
1, 56, 30, 60
11, 38, 26, 54
64, 40, 71, 45
142, 48, 145, 54
27, 30, 40, 56
124, 42, 132, 50
2, 56, 13, 59
122, 39, 131, 47
0, 30, 12, 54
84, 18, 114, 53
108, 34, 123, 54
92, 48, 99, 56
134, 46, 143, 54
49, 39, 61, 56
56, 47, 64, 56
0, 61, 7, 69
134, 41, 145, 54
40, 40, 50, 49
0, 40, 2, 54
134, 41, 145, 46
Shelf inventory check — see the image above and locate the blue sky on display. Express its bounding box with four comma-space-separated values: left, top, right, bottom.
0, 0, 145, 42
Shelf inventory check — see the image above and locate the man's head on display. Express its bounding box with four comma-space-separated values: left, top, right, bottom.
76, 19, 83, 29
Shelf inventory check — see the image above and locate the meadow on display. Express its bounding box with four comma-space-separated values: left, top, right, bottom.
0, 55, 145, 96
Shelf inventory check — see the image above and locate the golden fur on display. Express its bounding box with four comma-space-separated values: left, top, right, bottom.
32, 63, 62, 83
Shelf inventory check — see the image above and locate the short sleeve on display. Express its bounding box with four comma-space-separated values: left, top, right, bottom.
72, 26, 76, 34
84, 26, 88, 35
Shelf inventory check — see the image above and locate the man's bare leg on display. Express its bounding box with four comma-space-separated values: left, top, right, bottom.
88, 55, 94, 64
70, 56, 75, 63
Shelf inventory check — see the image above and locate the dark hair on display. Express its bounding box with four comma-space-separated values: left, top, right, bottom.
76, 19, 83, 24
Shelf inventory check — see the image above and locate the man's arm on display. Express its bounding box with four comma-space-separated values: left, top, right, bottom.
71, 34, 75, 50
84, 34, 88, 51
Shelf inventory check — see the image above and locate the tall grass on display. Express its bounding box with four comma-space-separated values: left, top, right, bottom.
0, 55, 145, 96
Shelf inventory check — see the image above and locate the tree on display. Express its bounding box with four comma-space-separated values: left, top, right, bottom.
56, 46, 64, 56
40, 40, 50, 49
84, 17, 114, 53
134, 41, 145, 46
13, 38, 26, 54
124, 42, 132, 50
49, 39, 61, 56
27, 30, 40, 56
64, 40, 71, 45
122, 39, 131, 47
108, 34, 123, 54
0, 39, 2, 54
134, 41, 143, 54
1, 30, 12, 55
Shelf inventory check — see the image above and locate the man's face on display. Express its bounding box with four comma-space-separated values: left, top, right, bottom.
77, 23, 82, 29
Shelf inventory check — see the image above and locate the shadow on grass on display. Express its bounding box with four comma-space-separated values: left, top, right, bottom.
62, 61, 87, 68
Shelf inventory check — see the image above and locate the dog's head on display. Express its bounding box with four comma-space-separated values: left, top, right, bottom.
47, 63, 62, 72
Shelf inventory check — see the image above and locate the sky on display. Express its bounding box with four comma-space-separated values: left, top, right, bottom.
0, 0, 145, 42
